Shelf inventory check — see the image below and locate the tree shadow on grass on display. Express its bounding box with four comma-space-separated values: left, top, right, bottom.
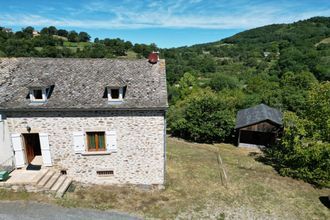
248, 149, 281, 171
319, 196, 330, 209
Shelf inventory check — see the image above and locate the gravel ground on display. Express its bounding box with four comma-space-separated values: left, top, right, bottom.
0, 201, 141, 220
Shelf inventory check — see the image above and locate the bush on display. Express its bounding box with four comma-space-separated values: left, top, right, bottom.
265, 112, 330, 187
209, 73, 241, 91
168, 89, 235, 143
0, 50, 6, 57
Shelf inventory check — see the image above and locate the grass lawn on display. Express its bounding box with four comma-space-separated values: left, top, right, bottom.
1, 137, 329, 219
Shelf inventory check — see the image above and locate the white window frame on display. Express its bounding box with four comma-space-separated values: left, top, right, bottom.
107, 87, 124, 102
29, 88, 48, 103
73, 130, 117, 156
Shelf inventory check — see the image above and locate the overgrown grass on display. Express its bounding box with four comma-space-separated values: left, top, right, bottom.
63, 41, 92, 48
1, 137, 329, 219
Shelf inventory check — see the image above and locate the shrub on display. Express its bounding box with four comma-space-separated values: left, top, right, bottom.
168, 89, 235, 143
265, 111, 330, 187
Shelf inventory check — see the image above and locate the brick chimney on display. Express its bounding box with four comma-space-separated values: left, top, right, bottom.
148, 51, 159, 64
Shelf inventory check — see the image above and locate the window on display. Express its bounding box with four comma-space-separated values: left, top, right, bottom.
110, 89, 120, 99
97, 170, 114, 176
29, 88, 48, 102
33, 89, 43, 99
107, 87, 124, 102
86, 132, 105, 151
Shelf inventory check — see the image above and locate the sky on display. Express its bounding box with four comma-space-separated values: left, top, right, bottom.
0, 0, 329, 48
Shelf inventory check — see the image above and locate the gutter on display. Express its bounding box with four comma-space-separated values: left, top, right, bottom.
0, 106, 168, 112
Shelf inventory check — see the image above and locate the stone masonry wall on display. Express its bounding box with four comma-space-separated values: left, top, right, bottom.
5, 110, 165, 185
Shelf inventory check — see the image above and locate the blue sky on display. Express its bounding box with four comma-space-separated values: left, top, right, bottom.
0, 0, 329, 48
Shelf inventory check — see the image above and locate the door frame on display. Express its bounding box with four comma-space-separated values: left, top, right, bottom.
22, 133, 42, 164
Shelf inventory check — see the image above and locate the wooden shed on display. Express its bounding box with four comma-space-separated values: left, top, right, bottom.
235, 104, 282, 147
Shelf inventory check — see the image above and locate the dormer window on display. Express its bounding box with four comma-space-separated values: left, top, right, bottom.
110, 88, 120, 99
33, 89, 43, 100
29, 88, 48, 102
107, 87, 125, 103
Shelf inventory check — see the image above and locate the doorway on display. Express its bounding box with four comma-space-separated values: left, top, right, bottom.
23, 133, 42, 164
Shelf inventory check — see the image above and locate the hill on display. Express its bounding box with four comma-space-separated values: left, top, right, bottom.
163, 16, 330, 84
0, 26, 157, 59
165, 18, 330, 189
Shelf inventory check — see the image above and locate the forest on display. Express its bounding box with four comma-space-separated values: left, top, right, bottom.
0, 26, 157, 58
0, 17, 329, 186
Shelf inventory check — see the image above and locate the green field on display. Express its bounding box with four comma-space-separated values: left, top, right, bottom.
1, 137, 329, 219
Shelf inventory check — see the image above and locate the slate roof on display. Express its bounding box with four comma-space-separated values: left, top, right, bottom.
235, 104, 282, 129
0, 58, 168, 111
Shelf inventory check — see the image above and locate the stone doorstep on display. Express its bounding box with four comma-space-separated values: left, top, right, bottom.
50, 175, 67, 193
56, 178, 72, 198
37, 170, 56, 188
30, 169, 50, 185
0, 168, 72, 197
44, 173, 61, 190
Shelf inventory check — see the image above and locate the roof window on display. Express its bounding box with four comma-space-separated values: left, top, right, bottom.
29, 87, 49, 103
106, 87, 125, 103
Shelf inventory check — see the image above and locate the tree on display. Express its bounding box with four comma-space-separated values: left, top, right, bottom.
280, 71, 318, 113
57, 29, 68, 38
168, 89, 236, 143
78, 32, 91, 42
209, 73, 241, 91
264, 111, 330, 187
305, 82, 330, 141
48, 26, 57, 35
68, 31, 79, 42
40, 27, 49, 35
22, 26, 34, 37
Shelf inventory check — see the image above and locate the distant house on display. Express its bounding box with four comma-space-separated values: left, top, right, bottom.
0, 55, 168, 186
263, 51, 271, 57
32, 30, 40, 37
235, 104, 282, 147
1, 28, 12, 33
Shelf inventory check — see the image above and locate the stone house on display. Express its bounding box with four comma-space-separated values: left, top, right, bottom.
0, 56, 168, 186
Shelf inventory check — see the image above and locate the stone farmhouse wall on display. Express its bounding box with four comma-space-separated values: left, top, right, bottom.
5, 110, 165, 185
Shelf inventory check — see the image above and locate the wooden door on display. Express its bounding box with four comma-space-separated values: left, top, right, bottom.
25, 135, 34, 163
23, 134, 41, 164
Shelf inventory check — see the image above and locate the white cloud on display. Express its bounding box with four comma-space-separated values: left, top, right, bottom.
0, 0, 329, 30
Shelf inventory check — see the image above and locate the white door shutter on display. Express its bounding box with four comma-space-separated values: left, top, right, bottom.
73, 132, 85, 153
106, 130, 117, 152
11, 133, 25, 168
39, 133, 52, 167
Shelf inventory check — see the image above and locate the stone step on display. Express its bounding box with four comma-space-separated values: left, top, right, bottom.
30, 169, 50, 185
50, 175, 66, 193
44, 173, 61, 190
56, 178, 72, 198
37, 170, 55, 188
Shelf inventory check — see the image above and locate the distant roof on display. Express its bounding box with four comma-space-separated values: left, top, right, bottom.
0, 58, 168, 111
235, 104, 282, 129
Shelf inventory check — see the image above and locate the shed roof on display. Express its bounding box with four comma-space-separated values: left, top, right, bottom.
0, 58, 168, 111
235, 104, 282, 129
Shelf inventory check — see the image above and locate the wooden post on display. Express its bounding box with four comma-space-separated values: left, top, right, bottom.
237, 129, 241, 147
